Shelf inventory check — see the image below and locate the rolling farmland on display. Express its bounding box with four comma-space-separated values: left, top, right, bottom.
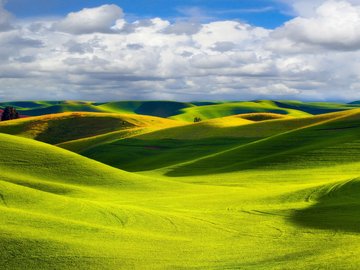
1, 101, 360, 269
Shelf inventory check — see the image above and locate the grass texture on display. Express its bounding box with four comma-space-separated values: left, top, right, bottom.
2, 106, 360, 269
2, 99, 359, 121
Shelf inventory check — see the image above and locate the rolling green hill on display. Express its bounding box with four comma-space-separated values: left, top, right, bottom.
97, 101, 194, 117
0, 101, 104, 116
0, 112, 183, 144
167, 109, 360, 176
0, 100, 195, 118
3, 99, 358, 121
169, 100, 311, 121
0, 133, 201, 269
274, 100, 360, 114
3, 104, 360, 269
75, 111, 354, 172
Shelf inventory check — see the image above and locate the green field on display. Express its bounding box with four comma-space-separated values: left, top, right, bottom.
2, 101, 360, 269
3, 99, 359, 121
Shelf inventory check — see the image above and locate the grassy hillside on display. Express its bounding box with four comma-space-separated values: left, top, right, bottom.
4, 105, 360, 268
3, 119, 360, 269
0, 133, 202, 269
134, 110, 343, 141
57, 127, 157, 153
170, 100, 311, 121
274, 100, 359, 114
97, 101, 194, 117
0, 112, 182, 144
0, 101, 104, 116
0, 100, 194, 118
167, 109, 360, 176
0, 101, 60, 109
78, 111, 346, 172
2, 99, 360, 122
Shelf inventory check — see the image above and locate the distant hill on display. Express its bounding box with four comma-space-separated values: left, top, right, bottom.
169, 100, 312, 122
167, 109, 360, 176
274, 100, 359, 114
97, 101, 194, 117
0, 100, 194, 119
0, 112, 182, 144
2, 100, 360, 122
77, 111, 343, 172
348, 100, 360, 105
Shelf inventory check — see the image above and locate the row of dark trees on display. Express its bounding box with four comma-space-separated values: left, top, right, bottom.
1, 107, 19, 121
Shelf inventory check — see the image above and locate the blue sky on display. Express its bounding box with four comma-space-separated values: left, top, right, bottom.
5, 0, 293, 28
2, 0, 360, 101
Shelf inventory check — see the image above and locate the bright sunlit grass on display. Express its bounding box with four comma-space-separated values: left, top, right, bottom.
2, 107, 360, 269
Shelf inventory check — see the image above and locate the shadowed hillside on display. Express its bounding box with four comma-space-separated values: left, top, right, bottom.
170, 100, 311, 121
292, 178, 360, 233
3, 99, 359, 121
77, 111, 345, 172
274, 100, 359, 115
98, 101, 194, 118
3, 103, 360, 269
0, 112, 183, 144
166, 109, 360, 176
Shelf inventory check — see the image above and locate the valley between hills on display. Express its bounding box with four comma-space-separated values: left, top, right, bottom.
2, 100, 360, 269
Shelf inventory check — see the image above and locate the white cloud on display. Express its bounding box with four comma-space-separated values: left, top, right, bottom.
253, 83, 301, 95
2, 2, 360, 101
163, 22, 202, 35
54, 5, 123, 34
280, 0, 360, 16
274, 0, 360, 50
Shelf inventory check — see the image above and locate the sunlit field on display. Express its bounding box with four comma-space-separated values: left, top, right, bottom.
2, 101, 360, 269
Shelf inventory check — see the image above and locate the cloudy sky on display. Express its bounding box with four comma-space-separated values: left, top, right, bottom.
1, 0, 360, 101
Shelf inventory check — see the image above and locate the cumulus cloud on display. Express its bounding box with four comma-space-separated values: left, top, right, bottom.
274, 0, 360, 50
54, 5, 123, 34
280, 0, 360, 16
162, 22, 202, 35
252, 83, 301, 95
211, 42, 237, 52
2, 1, 360, 101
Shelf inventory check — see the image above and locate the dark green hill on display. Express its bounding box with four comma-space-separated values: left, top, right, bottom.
0, 112, 181, 144
98, 101, 194, 117
166, 109, 360, 176
3, 100, 360, 121
274, 100, 358, 114
78, 111, 343, 172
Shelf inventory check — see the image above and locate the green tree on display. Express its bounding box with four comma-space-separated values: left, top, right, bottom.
1, 106, 19, 121
194, 117, 202, 123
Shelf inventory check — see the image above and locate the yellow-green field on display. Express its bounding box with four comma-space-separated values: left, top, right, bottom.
2, 102, 360, 269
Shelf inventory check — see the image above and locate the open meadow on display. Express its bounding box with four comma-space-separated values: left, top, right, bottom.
1, 100, 360, 269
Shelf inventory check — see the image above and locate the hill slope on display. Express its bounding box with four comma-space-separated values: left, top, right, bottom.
274, 100, 359, 114
3, 99, 360, 122
78, 111, 344, 172
0, 133, 215, 269
170, 100, 311, 121
0, 100, 194, 118
97, 101, 194, 117
0, 112, 182, 144
167, 109, 360, 176
3, 109, 360, 268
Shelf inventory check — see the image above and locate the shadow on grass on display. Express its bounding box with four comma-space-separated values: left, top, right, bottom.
166, 118, 360, 177
82, 138, 252, 172
291, 179, 360, 233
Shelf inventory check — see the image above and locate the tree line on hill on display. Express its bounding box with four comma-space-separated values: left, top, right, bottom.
1, 107, 19, 121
